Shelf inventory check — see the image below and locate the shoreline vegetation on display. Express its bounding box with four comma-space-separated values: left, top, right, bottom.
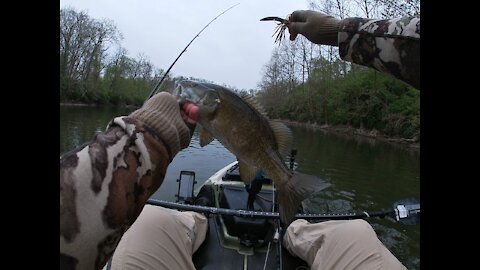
282, 119, 420, 150
60, 102, 419, 151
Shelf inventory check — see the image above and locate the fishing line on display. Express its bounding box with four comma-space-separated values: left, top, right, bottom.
145, 3, 240, 102
263, 241, 271, 270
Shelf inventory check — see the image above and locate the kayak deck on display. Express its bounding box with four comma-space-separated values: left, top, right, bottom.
192, 213, 308, 269
192, 162, 308, 269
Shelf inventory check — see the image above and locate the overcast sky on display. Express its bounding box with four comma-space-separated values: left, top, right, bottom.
59, 0, 311, 90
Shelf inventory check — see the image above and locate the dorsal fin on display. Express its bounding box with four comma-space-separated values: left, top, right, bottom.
269, 120, 293, 158
240, 94, 267, 116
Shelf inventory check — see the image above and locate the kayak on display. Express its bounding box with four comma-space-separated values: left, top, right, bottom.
188, 160, 309, 269
105, 158, 419, 269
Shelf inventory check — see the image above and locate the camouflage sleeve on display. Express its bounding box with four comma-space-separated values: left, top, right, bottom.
60, 116, 172, 270
338, 16, 420, 89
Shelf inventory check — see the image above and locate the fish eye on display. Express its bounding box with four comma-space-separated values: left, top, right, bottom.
201, 91, 220, 105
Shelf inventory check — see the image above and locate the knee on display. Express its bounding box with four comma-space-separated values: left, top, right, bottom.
335, 219, 377, 240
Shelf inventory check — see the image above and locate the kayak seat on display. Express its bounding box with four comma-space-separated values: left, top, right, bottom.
219, 185, 273, 245
223, 171, 242, 181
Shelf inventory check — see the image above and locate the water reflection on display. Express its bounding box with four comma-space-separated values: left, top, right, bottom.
291, 125, 419, 270
60, 105, 135, 155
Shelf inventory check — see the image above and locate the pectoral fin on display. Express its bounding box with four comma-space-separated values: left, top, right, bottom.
238, 160, 259, 185
199, 129, 215, 147
269, 120, 293, 158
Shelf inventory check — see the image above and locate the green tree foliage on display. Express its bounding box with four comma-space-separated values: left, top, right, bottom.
257, 59, 419, 139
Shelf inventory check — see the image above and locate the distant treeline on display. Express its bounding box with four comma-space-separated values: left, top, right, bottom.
256, 59, 419, 140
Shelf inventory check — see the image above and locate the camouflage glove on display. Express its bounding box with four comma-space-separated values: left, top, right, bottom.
129, 92, 194, 156
287, 10, 340, 46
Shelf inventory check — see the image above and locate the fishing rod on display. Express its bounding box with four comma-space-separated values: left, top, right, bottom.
146, 197, 420, 225
145, 3, 240, 102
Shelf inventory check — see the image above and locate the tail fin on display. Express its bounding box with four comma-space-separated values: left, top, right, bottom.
277, 172, 330, 225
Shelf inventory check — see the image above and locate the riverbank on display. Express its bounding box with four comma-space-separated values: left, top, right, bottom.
60, 102, 419, 150
281, 120, 420, 150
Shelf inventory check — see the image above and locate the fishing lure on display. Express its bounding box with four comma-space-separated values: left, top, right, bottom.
260, 16, 289, 44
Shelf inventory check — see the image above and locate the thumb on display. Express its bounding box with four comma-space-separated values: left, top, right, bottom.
182, 102, 199, 124
180, 102, 198, 135
289, 21, 307, 35
287, 22, 305, 40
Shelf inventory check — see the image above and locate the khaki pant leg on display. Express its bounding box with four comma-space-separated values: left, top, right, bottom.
110, 205, 208, 270
283, 219, 407, 270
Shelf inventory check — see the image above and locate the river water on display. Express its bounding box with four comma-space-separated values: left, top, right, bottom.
60, 105, 420, 269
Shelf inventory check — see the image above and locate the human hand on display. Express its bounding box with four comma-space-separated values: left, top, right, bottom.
129, 92, 194, 153
180, 102, 198, 138
287, 10, 340, 46
181, 102, 198, 127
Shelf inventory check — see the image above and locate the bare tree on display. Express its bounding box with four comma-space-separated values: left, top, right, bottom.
375, 0, 420, 18
104, 47, 134, 91
257, 49, 290, 117
132, 53, 154, 81
60, 7, 121, 96
353, 0, 382, 18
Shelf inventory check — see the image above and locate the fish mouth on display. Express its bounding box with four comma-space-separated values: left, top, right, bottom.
174, 80, 221, 107
174, 80, 208, 104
